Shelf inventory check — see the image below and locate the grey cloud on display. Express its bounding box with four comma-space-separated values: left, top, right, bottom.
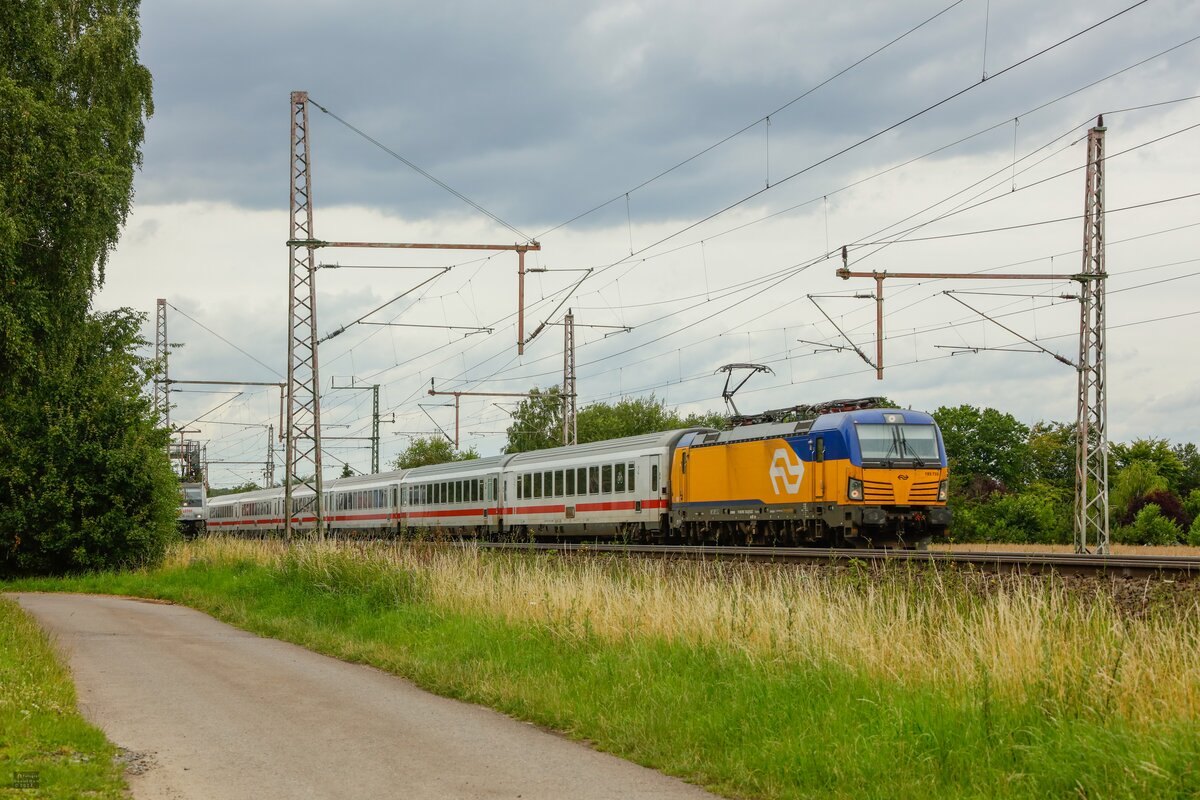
134, 0, 1200, 227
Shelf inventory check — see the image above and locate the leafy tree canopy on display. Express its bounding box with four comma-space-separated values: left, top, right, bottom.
1027, 421, 1075, 489
395, 436, 479, 469
1111, 438, 1185, 490
504, 388, 726, 453
932, 405, 1031, 497
0, 0, 153, 371
209, 482, 261, 497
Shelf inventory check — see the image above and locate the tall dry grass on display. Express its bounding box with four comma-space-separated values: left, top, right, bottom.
177, 537, 1200, 727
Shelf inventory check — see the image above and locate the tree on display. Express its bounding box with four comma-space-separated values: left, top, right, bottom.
209, 482, 261, 498
1171, 443, 1200, 497
932, 405, 1031, 497
1027, 421, 1075, 489
1110, 439, 1184, 492
503, 387, 563, 454
394, 436, 479, 469
1, 1, 154, 373
1109, 460, 1168, 525
505, 388, 727, 453
339, 463, 354, 479
0, 2, 170, 575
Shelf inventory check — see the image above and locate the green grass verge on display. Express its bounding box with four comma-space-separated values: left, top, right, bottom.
6, 555, 1200, 800
0, 597, 128, 799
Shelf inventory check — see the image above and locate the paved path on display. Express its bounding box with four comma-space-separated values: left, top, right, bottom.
11, 593, 717, 800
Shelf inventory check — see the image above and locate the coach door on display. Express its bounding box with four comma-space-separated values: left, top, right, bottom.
813, 437, 826, 500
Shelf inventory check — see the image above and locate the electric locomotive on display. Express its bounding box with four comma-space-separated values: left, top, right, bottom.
670, 404, 950, 548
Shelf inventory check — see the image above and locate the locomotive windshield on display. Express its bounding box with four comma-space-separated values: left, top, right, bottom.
855, 423, 940, 465
181, 487, 204, 507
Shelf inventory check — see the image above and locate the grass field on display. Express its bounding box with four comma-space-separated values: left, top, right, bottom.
6, 539, 1200, 799
0, 597, 128, 799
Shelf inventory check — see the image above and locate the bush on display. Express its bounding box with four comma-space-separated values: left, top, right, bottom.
0, 312, 179, 576
1113, 504, 1182, 547
1122, 489, 1188, 528
1188, 516, 1200, 548
947, 483, 1072, 544
1183, 489, 1200, 527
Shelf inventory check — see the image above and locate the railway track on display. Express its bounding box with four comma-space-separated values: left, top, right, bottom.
475, 542, 1200, 578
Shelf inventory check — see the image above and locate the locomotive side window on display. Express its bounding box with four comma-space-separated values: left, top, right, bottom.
815, 439, 825, 462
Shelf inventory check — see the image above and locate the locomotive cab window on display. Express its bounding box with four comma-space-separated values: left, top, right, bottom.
856, 422, 940, 465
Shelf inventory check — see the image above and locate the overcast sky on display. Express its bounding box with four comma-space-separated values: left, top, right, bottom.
97, 0, 1200, 487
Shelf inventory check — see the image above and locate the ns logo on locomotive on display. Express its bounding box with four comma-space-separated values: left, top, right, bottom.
208, 399, 950, 549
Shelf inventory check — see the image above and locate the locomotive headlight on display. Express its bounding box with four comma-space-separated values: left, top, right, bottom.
938, 480, 948, 501
847, 477, 864, 501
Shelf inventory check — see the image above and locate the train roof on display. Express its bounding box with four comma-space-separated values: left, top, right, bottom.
811, 407, 937, 430
506, 428, 714, 466
683, 408, 938, 447
402, 454, 508, 480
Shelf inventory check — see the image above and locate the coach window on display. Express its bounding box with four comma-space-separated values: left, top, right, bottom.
565, 469, 575, 496
614, 463, 625, 492
554, 470, 563, 497
533, 472, 542, 499
588, 466, 599, 494
602, 464, 613, 494
523, 473, 532, 499
544, 471, 554, 498
628, 463, 636, 492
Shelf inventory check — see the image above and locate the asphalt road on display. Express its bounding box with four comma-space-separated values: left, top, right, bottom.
11, 593, 718, 800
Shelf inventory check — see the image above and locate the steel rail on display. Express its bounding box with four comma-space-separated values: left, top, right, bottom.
473, 542, 1200, 578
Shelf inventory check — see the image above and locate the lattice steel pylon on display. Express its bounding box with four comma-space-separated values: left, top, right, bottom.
284, 91, 324, 542
154, 299, 169, 431
265, 424, 276, 488
1075, 117, 1109, 554
562, 310, 577, 446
